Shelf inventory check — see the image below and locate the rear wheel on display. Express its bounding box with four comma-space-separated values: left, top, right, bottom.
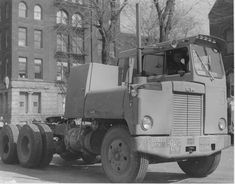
35, 123, 54, 168
101, 126, 149, 183
17, 124, 43, 168
178, 151, 221, 177
0, 125, 20, 164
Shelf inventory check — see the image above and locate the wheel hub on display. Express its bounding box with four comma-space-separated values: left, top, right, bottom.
108, 140, 129, 173
21, 136, 30, 156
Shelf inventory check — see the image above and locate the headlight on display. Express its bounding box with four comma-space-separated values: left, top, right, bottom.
141, 116, 153, 131
218, 118, 226, 130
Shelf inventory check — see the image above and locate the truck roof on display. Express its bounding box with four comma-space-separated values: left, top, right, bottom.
119, 34, 226, 58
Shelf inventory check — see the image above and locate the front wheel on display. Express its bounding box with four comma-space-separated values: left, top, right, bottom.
101, 126, 149, 183
178, 151, 221, 177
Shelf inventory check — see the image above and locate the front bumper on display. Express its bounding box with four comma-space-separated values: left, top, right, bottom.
134, 135, 231, 158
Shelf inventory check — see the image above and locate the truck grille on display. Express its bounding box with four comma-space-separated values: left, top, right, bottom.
172, 93, 203, 136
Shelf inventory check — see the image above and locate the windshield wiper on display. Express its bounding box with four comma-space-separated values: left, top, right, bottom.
194, 50, 215, 81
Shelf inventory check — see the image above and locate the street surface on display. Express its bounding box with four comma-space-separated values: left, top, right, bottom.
0, 146, 233, 183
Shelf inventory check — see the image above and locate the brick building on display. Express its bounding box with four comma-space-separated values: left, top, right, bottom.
0, 0, 102, 124
209, 0, 234, 96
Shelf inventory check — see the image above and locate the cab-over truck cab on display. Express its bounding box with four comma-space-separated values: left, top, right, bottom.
63, 34, 230, 182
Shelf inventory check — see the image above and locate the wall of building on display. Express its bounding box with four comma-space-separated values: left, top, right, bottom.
0, 0, 101, 124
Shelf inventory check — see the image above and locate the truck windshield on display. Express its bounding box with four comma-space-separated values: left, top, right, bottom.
192, 45, 224, 79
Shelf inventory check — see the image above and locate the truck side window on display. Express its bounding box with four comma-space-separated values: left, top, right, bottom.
142, 54, 164, 76
166, 47, 189, 75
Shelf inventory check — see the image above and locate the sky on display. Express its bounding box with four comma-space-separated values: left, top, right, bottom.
120, 0, 216, 35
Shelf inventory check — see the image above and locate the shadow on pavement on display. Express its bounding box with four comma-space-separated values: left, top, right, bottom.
0, 156, 188, 183
145, 172, 188, 183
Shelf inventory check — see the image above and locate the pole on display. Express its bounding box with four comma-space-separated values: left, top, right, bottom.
90, 0, 93, 63
136, 3, 142, 75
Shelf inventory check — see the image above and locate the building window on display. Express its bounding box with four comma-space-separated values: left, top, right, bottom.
72, 14, 82, 27
57, 33, 68, 52
0, 60, 2, 81
0, 93, 3, 115
72, 35, 83, 54
19, 92, 28, 113
34, 59, 43, 79
18, 57, 27, 78
18, 2, 27, 18
0, 6, 2, 22
34, 5, 42, 20
5, 58, 8, 77
225, 29, 234, 54
5, 3, 9, 19
18, 27, 27, 47
5, 31, 9, 48
57, 62, 68, 81
0, 32, 2, 50
4, 92, 8, 114
56, 10, 68, 24
34, 30, 42, 49
32, 93, 41, 113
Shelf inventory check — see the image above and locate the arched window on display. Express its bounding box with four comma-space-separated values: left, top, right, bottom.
72, 14, 82, 27
19, 2, 27, 18
34, 5, 42, 20
56, 10, 68, 24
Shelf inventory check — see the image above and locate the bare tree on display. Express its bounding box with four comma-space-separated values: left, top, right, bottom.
153, 0, 176, 42
88, 0, 128, 64
121, 0, 201, 46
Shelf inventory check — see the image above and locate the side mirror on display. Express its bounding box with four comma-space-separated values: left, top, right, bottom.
178, 70, 185, 77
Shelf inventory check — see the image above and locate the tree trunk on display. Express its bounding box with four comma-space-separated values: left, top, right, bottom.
101, 38, 111, 65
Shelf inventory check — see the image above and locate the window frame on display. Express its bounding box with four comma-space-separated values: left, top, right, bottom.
32, 92, 41, 114
5, 3, 9, 19
56, 10, 68, 25
18, 2, 27, 18
72, 13, 82, 28
18, 57, 27, 79
34, 5, 42, 20
19, 92, 28, 114
71, 34, 83, 54
18, 27, 27, 47
34, 58, 43, 79
57, 33, 68, 52
34, 30, 43, 49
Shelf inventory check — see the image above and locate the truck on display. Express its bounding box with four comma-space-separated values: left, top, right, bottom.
0, 34, 231, 182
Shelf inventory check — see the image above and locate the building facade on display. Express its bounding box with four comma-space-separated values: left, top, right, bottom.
209, 0, 234, 96
0, 0, 102, 124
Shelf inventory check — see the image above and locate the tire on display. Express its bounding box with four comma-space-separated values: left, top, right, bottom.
81, 152, 98, 164
0, 124, 20, 164
36, 123, 54, 168
60, 151, 81, 161
101, 126, 149, 183
17, 124, 43, 168
178, 151, 221, 177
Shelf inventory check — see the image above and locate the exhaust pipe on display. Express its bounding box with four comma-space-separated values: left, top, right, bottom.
136, 3, 142, 75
